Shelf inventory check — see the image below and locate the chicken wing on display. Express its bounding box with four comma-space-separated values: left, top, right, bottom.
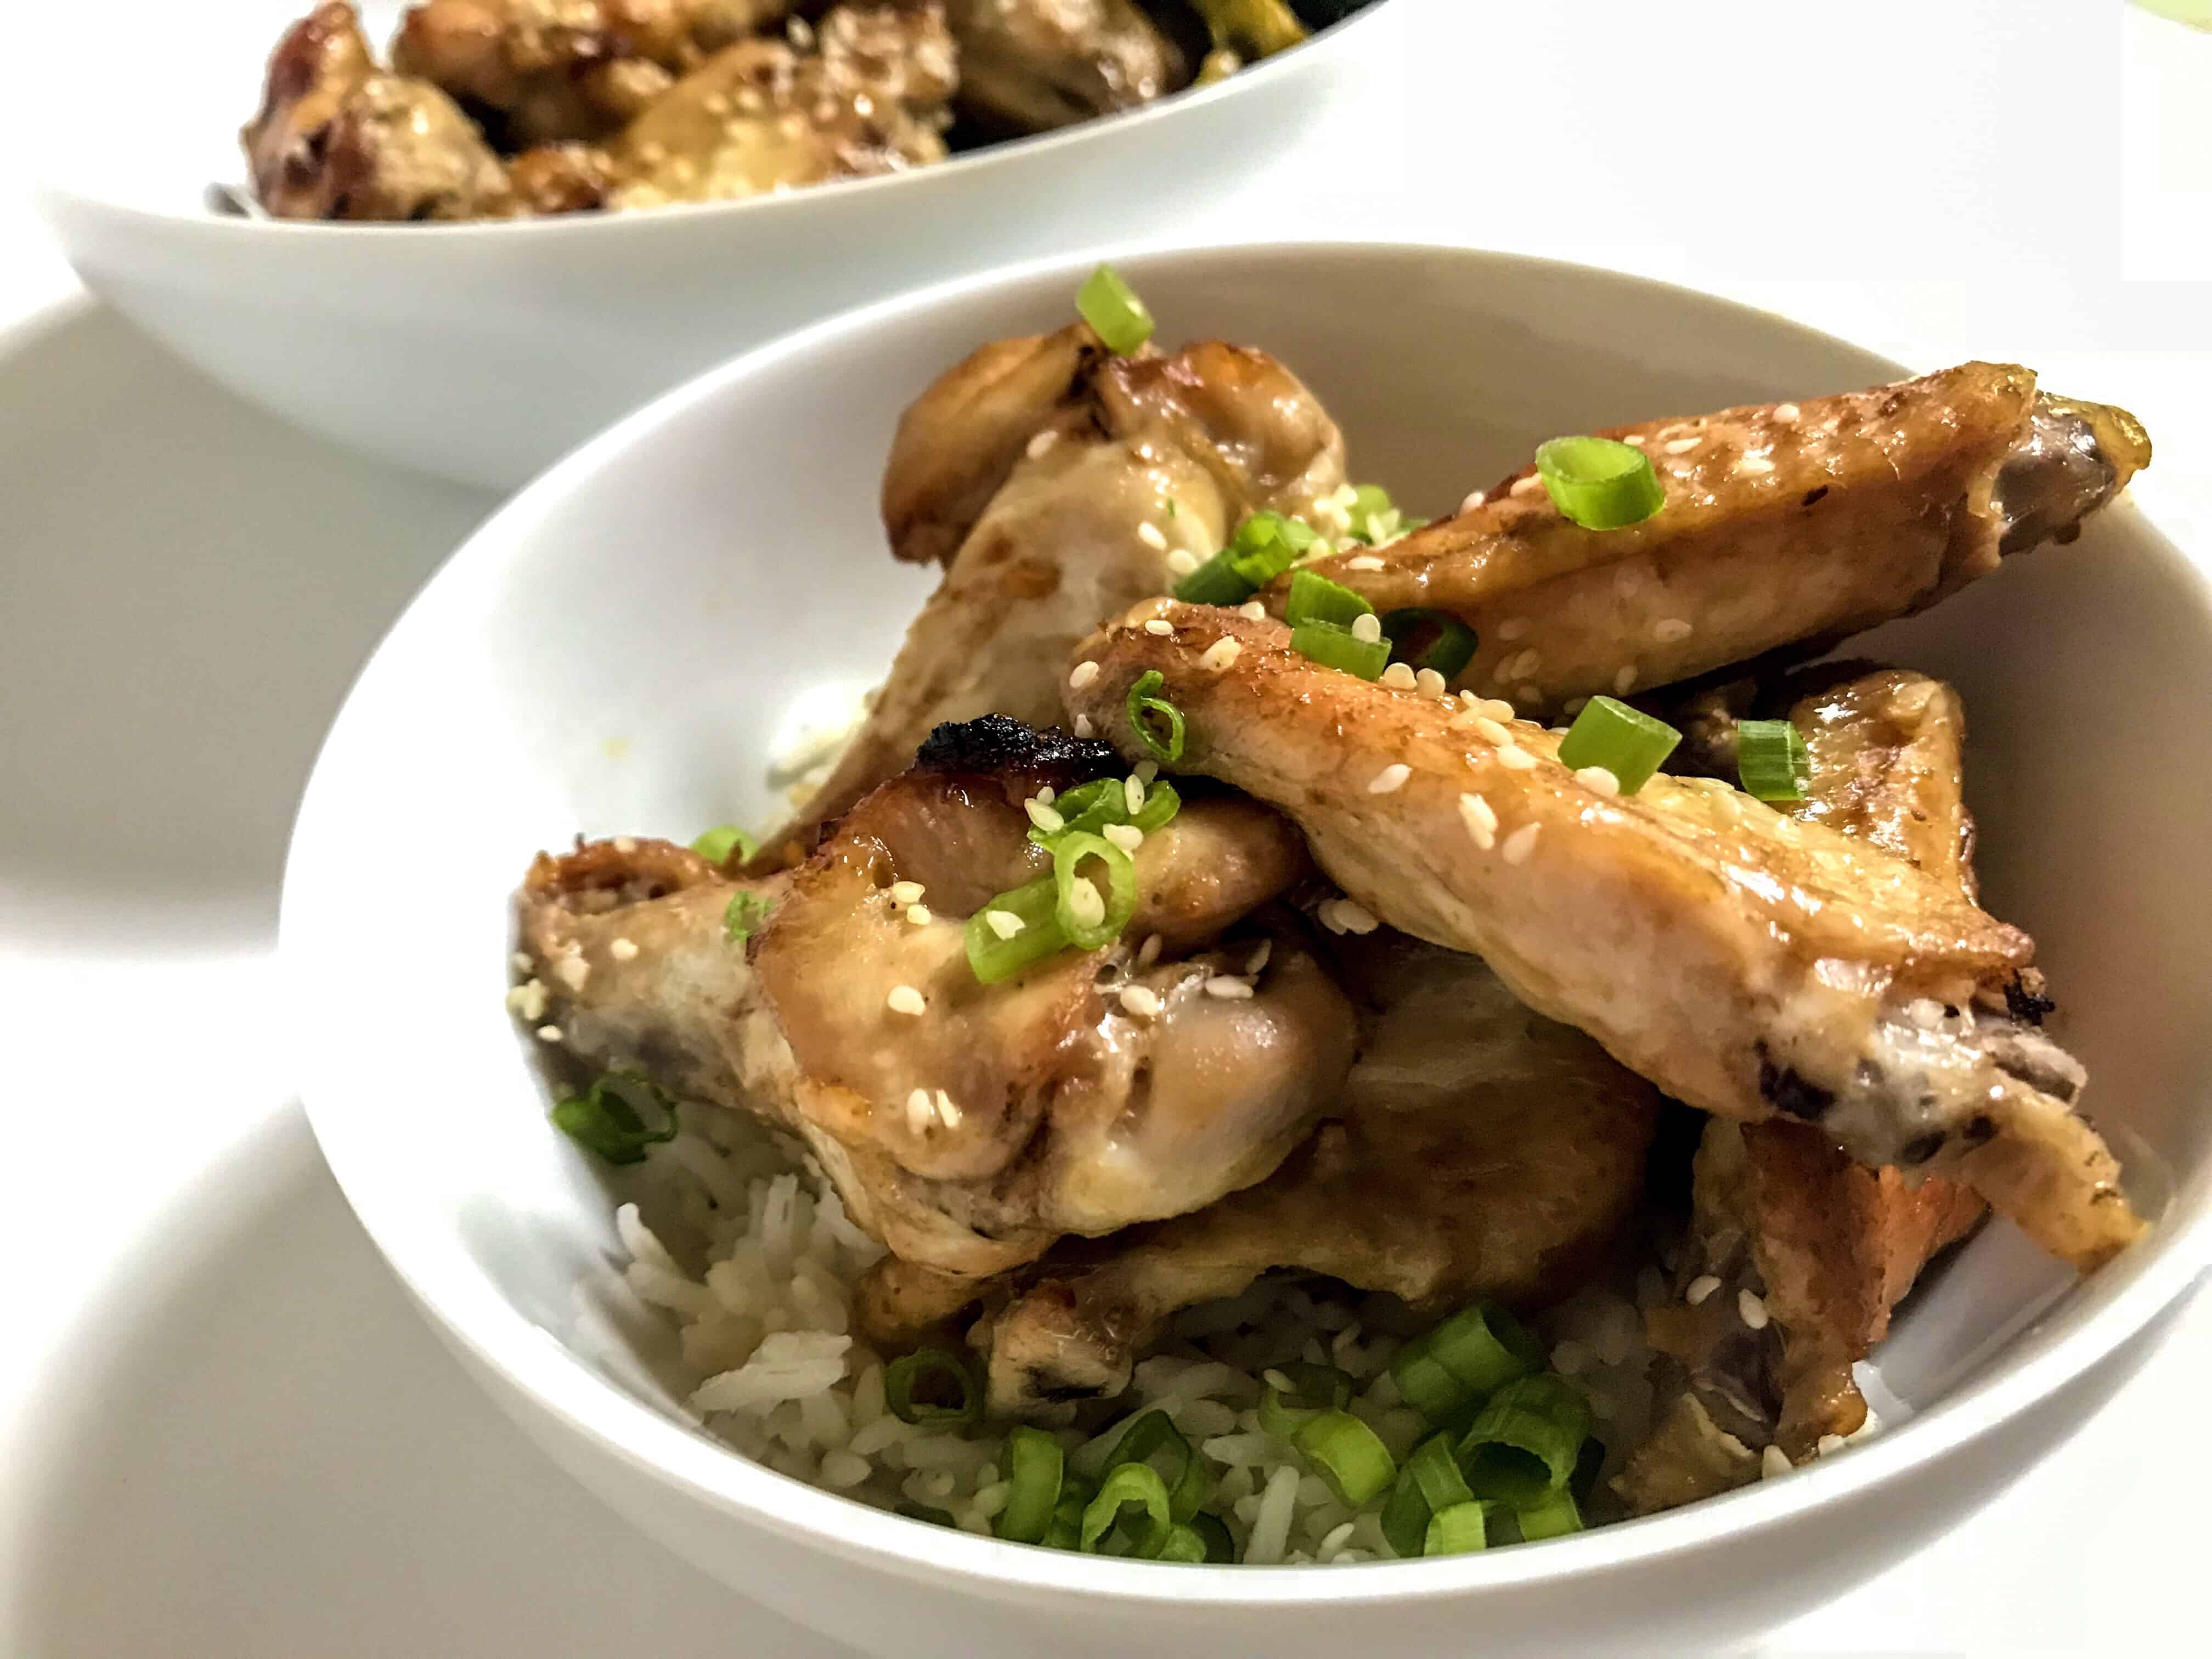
1270, 365, 2149, 719
517, 717, 1356, 1279
755, 325, 1346, 861
1062, 605, 2141, 1273
960, 929, 1661, 1414
943, 1, 1186, 136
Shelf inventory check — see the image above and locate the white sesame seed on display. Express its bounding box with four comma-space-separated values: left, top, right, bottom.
554, 953, 590, 993
511, 951, 534, 974
1144, 618, 1174, 636
1495, 743, 1538, 771
1026, 429, 1058, 460
1137, 522, 1169, 551
887, 986, 927, 1017
1816, 1434, 1847, 1457
906, 904, 934, 926
1564, 696, 1590, 716
1118, 984, 1163, 1018
1459, 489, 1487, 514
535, 1024, 564, 1043
1025, 800, 1065, 833
1510, 473, 1544, 496
1503, 823, 1541, 864
1739, 454, 1774, 476
1350, 612, 1383, 644
1458, 793, 1497, 850
612, 837, 637, 853
1574, 765, 1621, 797
934, 1090, 962, 1128
1613, 665, 1638, 695
1064, 881, 1106, 930
985, 910, 1024, 940
1496, 619, 1527, 642
1415, 667, 1448, 696
1685, 1274, 1722, 1306
1663, 437, 1700, 455
1238, 600, 1267, 621
505, 979, 550, 1022
1035, 787, 1056, 805
1103, 823, 1144, 853
1070, 661, 1099, 689
1739, 1289, 1770, 1330
1245, 939, 1273, 975
889, 880, 926, 905
1137, 933, 1163, 967
1335, 900, 1379, 935
1380, 662, 1418, 690
1518, 685, 1542, 705
1124, 775, 1146, 815
1773, 402, 1801, 424
1345, 555, 1385, 572
1368, 763, 1411, 795
1653, 618, 1693, 644
906, 1088, 932, 1132
1761, 1446, 1792, 1480
1204, 977, 1256, 1000
1622, 433, 1647, 448
1166, 548, 1200, 576
609, 937, 639, 962
1201, 637, 1243, 671
1448, 708, 1481, 730
1475, 697, 1516, 721
1074, 714, 1094, 738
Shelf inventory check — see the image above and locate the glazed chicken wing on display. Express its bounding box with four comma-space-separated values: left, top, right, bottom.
955, 929, 1661, 1414
942, 0, 1186, 135
755, 323, 1346, 861
1063, 605, 2141, 1273
517, 718, 1356, 1279
1272, 365, 2149, 719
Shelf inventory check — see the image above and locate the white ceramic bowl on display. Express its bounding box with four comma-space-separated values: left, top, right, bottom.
283, 243, 2212, 1656
30, 0, 1402, 493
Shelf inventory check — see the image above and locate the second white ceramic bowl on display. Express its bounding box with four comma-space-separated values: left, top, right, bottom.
283, 243, 2212, 1655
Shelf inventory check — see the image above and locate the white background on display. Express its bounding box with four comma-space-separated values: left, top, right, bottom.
2, 1, 2208, 1652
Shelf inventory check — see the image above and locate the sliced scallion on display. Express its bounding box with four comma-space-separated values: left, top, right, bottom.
1256, 1362, 1352, 1441
1126, 669, 1186, 764
1555, 695, 1681, 794
1052, 830, 1137, 951
1290, 619, 1390, 680
690, 824, 757, 866
1406, 1431, 1475, 1513
1429, 1302, 1546, 1397
1737, 718, 1811, 803
1389, 1334, 1470, 1425
1224, 511, 1317, 588
1080, 1462, 1174, 1556
725, 890, 774, 944
1533, 435, 1666, 530
1028, 774, 1181, 849
1424, 1500, 1493, 1556
1284, 568, 1375, 629
1293, 1409, 1397, 1506
549, 1072, 679, 1166
1381, 608, 1479, 681
996, 1425, 1066, 1545
1457, 1374, 1592, 1506
884, 1348, 983, 1426
1077, 265, 1155, 356
1043, 1475, 1094, 1550
1515, 1485, 1585, 1542
1189, 1511, 1237, 1563
1348, 483, 1397, 543
1099, 1409, 1209, 1523
964, 874, 1068, 984
1155, 1523, 1208, 1562
1173, 550, 1257, 607
1380, 1462, 1435, 1559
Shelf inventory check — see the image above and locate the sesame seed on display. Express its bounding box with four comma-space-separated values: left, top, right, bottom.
1511, 473, 1544, 496
1074, 714, 1094, 738
906, 1088, 932, 1132
1137, 933, 1163, 967
1238, 600, 1267, 621
1025, 800, 1066, 833
1026, 429, 1058, 460
1448, 708, 1481, 730
1118, 984, 1163, 1018
1496, 744, 1538, 771
1613, 665, 1638, 695
1350, 612, 1383, 644
1137, 522, 1169, 551
889, 880, 926, 905
1415, 667, 1448, 696
1036, 787, 1056, 805
934, 1090, 962, 1128
554, 953, 590, 992
1124, 775, 1146, 815
1504, 648, 1542, 681
1368, 763, 1411, 794
1622, 433, 1647, 448
511, 951, 534, 974
1166, 548, 1200, 576
1517, 685, 1541, 705
1563, 696, 1590, 716
505, 979, 550, 1022
1474, 716, 1512, 744
1459, 489, 1487, 514
1144, 619, 1173, 636
1070, 661, 1099, 689
1685, 1274, 1721, 1306
887, 986, 926, 1016
1345, 555, 1385, 572
1458, 793, 1497, 850
1245, 939, 1272, 975
609, 937, 639, 962
1380, 662, 1418, 689
612, 837, 637, 853
535, 1024, 564, 1043
1335, 900, 1379, 935
1204, 976, 1256, 1000
1663, 437, 1699, 455
1761, 1446, 1792, 1480
905, 905, 934, 926
985, 910, 1023, 940
1739, 454, 1774, 475
1201, 637, 1242, 672
1503, 823, 1541, 864
1103, 823, 1144, 853
1774, 402, 1801, 424
1739, 1289, 1770, 1329
1475, 697, 1516, 721
1496, 618, 1528, 642
1064, 881, 1106, 930
1574, 765, 1621, 797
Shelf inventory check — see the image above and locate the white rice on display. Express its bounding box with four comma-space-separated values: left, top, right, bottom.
607, 1107, 1658, 1559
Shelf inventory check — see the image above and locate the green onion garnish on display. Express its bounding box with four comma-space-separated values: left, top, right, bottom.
1172, 550, 1257, 606
1424, 1500, 1494, 1557
1125, 670, 1186, 764
1380, 1461, 1435, 1559
964, 874, 1068, 984
1077, 265, 1155, 357
1224, 511, 1317, 586
1293, 1409, 1398, 1506
1189, 1510, 1237, 1563
1532, 436, 1667, 530
1028, 774, 1181, 849
1388, 1334, 1471, 1425
1052, 830, 1137, 951
1456, 1374, 1592, 1506
1080, 1462, 1175, 1555
996, 1425, 1066, 1544
1155, 1523, 1208, 1562
1256, 1362, 1353, 1441
724, 890, 774, 943
1099, 1409, 1210, 1523
1284, 568, 1375, 629
1348, 483, 1397, 543
549, 1071, 679, 1166
1555, 695, 1681, 794
1429, 1302, 1546, 1397
690, 824, 757, 866
1737, 718, 1811, 803
1042, 1475, 1094, 1550
1406, 1430, 1476, 1513
884, 1348, 983, 1426
1290, 620, 1391, 680
1515, 1486, 1585, 1542
1381, 608, 1479, 681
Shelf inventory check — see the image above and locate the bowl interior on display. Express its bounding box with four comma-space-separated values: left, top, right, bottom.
285, 243, 2212, 1590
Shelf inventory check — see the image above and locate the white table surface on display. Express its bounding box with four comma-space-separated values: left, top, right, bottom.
3, 3, 2208, 1652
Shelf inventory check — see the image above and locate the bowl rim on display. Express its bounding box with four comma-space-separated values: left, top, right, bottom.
284, 236, 2212, 1607
36, 1, 1398, 241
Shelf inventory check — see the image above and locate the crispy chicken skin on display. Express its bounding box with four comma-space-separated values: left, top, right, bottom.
1063, 604, 2142, 1273
517, 718, 1354, 1278
1273, 365, 2150, 719
755, 326, 1345, 861
943, 0, 1186, 135
243, 3, 518, 219
953, 931, 1661, 1414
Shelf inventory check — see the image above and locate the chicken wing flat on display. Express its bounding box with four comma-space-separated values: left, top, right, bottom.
943, 0, 1186, 136
961, 929, 1661, 1414
1270, 365, 2149, 719
1062, 604, 2141, 1273
517, 718, 1355, 1278
755, 324, 1345, 861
